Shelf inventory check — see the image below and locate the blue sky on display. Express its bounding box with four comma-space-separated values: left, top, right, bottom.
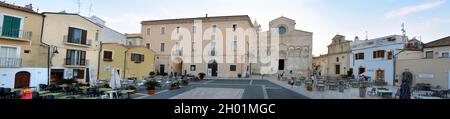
6, 0, 450, 56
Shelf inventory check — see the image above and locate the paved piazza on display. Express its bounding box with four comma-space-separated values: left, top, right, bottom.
135, 79, 310, 99
169, 88, 244, 99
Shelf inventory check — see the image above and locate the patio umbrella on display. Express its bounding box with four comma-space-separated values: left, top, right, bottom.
88, 65, 97, 86
109, 68, 117, 89
114, 68, 121, 89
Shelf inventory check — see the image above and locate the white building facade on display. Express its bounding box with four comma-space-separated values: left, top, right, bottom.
351, 35, 407, 86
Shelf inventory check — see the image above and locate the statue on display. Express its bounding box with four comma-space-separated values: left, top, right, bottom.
399, 69, 413, 99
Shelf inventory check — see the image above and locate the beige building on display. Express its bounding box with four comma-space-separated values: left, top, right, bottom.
252, 16, 313, 76
99, 43, 155, 81
42, 12, 102, 84
325, 35, 352, 77
141, 15, 253, 78
312, 54, 328, 76
0, 2, 49, 89
396, 36, 450, 89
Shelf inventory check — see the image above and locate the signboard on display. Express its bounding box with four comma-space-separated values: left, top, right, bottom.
417, 73, 434, 79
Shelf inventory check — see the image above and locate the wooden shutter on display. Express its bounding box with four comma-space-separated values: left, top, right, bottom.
131, 53, 135, 61
67, 27, 74, 43
140, 54, 144, 62
80, 51, 86, 65
81, 30, 87, 45
66, 50, 72, 65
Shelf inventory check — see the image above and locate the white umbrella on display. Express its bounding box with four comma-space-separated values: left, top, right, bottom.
114, 68, 121, 89
109, 68, 117, 89
89, 65, 97, 86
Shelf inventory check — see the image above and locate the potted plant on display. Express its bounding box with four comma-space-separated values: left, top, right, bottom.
127, 85, 137, 94
170, 83, 179, 90
149, 72, 156, 78
144, 81, 160, 95
198, 73, 206, 80
181, 79, 189, 86
359, 82, 368, 97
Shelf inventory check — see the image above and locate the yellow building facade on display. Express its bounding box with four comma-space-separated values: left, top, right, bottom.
41, 12, 102, 84
0, 2, 49, 89
99, 43, 155, 81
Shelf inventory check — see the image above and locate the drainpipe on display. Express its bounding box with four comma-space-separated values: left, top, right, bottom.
39, 14, 50, 86
124, 48, 129, 79
393, 49, 405, 86
97, 41, 102, 81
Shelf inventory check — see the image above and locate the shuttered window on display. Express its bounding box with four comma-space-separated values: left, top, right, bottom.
1, 15, 21, 38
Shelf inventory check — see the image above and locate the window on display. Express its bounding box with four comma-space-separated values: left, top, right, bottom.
335, 65, 340, 74
176, 26, 180, 33
192, 26, 196, 33
95, 31, 99, 41
1, 15, 22, 38
212, 25, 217, 33
442, 52, 449, 58
230, 65, 237, 71
146, 43, 151, 49
355, 53, 364, 60
146, 28, 151, 36
425, 51, 433, 59
131, 53, 144, 63
0, 46, 18, 58
73, 69, 85, 79
24, 50, 30, 54
376, 70, 385, 80
103, 51, 113, 61
67, 27, 87, 45
210, 42, 216, 56
191, 42, 195, 52
336, 57, 339, 62
160, 27, 165, 34
66, 49, 86, 66
232, 41, 237, 52
190, 65, 196, 71
160, 43, 165, 52
278, 26, 287, 35
232, 24, 237, 32
373, 50, 385, 59
387, 52, 393, 60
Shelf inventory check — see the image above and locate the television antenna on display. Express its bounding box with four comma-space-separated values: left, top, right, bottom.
77, 0, 81, 14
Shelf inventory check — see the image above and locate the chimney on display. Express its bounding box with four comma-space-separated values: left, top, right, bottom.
355, 36, 359, 41
25, 4, 33, 10
206, 13, 208, 18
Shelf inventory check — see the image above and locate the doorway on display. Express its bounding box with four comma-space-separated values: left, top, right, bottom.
15, 71, 30, 89
278, 59, 285, 70
208, 60, 218, 77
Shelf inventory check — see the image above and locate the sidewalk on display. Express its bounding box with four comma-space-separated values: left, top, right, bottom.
261, 75, 399, 99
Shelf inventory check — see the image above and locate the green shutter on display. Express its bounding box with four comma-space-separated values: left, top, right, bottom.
2, 15, 21, 38
11, 17, 21, 38
2, 16, 13, 37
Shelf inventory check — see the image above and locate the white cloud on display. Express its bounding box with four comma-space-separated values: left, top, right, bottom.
385, 0, 446, 18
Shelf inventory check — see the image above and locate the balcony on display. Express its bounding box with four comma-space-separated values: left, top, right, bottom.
64, 58, 89, 67
172, 50, 182, 56
0, 57, 21, 68
0, 27, 32, 41
63, 35, 92, 47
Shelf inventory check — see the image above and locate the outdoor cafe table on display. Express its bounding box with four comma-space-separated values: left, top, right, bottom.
59, 84, 68, 88
414, 95, 442, 99
104, 90, 118, 99
38, 91, 50, 94
377, 90, 393, 99
99, 88, 113, 92
121, 90, 135, 99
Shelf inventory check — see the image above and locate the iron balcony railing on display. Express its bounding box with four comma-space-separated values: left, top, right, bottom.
63, 35, 92, 46
0, 27, 32, 41
64, 58, 89, 67
0, 57, 21, 68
